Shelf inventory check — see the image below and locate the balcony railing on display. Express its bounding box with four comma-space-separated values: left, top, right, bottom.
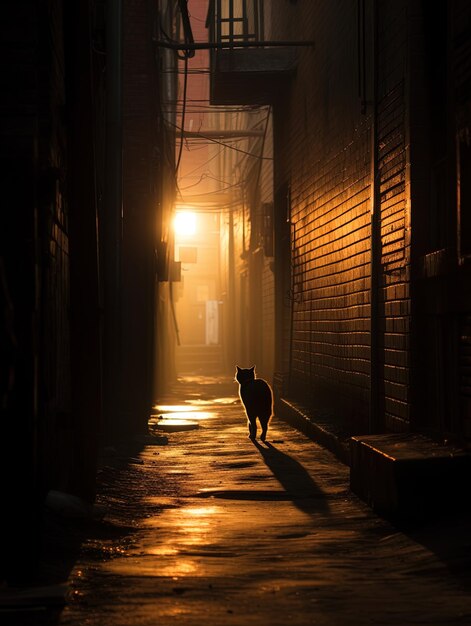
207, 0, 264, 47
206, 0, 300, 105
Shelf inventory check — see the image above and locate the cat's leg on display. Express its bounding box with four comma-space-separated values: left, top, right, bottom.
259, 413, 271, 442
247, 414, 257, 440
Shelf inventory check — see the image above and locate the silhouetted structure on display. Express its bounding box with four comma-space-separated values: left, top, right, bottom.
205, 0, 471, 517
0, 0, 177, 584
2, 0, 471, 586
208, 0, 471, 448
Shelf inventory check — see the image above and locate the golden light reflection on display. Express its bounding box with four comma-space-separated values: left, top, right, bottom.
159, 561, 198, 576
146, 547, 179, 556
152, 419, 198, 428
103, 558, 198, 578
152, 411, 215, 421
167, 505, 219, 546
185, 506, 219, 516
102, 502, 227, 582
177, 519, 211, 530
152, 404, 198, 412
179, 534, 207, 546
187, 397, 237, 406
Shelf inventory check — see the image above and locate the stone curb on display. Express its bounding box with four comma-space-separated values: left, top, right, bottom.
276, 397, 351, 466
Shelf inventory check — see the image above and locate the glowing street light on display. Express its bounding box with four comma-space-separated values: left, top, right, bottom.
174, 211, 196, 237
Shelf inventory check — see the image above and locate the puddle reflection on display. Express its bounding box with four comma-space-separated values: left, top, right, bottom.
153, 404, 198, 412
146, 546, 179, 556
150, 411, 215, 422
185, 506, 219, 516
164, 411, 215, 421
187, 397, 237, 406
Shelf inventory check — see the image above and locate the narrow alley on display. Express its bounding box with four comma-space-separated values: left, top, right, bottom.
8, 376, 468, 626
2, 1, 471, 624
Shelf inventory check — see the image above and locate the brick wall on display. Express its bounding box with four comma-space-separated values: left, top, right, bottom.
268, 0, 411, 431
0, 1, 75, 490
0, 1, 78, 576
258, 113, 275, 381
376, 0, 410, 431
40, 1, 72, 437
270, 1, 371, 428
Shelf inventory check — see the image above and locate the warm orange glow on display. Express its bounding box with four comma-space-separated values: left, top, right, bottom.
155, 411, 215, 421
174, 211, 196, 236
184, 506, 218, 516
152, 404, 198, 412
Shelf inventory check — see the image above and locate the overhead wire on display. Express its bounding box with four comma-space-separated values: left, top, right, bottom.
168, 120, 273, 160
178, 143, 225, 179
159, 4, 273, 214
174, 55, 189, 176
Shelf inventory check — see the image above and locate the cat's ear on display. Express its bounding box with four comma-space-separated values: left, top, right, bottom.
236, 365, 241, 371
250, 365, 255, 372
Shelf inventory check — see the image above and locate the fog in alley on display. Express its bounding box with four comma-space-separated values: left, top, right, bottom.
2, 1, 471, 624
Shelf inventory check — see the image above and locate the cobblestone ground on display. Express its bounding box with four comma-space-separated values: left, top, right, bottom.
37, 376, 471, 625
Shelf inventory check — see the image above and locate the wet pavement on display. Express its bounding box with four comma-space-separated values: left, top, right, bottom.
7, 375, 471, 625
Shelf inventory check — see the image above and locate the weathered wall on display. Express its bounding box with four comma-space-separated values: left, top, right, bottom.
122, 0, 163, 427
375, 0, 410, 432
252, 112, 275, 383
39, 0, 73, 489
408, 0, 471, 442
269, 0, 411, 432
0, 1, 74, 494
0, 0, 105, 581
271, 1, 373, 429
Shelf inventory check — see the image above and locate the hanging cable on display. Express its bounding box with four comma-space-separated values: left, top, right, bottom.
177, 0, 195, 58
169, 281, 181, 346
175, 55, 189, 176
167, 119, 273, 160
252, 106, 272, 194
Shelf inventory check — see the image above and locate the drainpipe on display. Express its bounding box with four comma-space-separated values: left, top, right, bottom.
287, 187, 295, 392
104, 0, 123, 433
369, 0, 381, 434
227, 208, 236, 368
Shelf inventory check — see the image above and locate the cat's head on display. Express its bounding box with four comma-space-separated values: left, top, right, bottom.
235, 365, 256, 383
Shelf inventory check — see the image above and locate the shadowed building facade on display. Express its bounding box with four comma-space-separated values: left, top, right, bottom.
208, 0, 471, 449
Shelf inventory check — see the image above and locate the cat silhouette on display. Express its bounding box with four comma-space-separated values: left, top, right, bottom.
235, 365, 273, 441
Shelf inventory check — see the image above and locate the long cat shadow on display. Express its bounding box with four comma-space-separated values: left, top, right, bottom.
253, 440, 330, 516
